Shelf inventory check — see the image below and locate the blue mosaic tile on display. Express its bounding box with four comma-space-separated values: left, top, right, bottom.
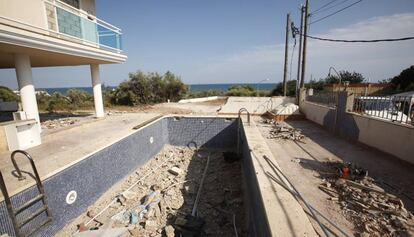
0, 117, 243, 236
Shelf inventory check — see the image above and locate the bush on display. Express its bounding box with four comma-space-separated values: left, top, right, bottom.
0, 86, 19, 102
109, 71, 188, 105
46, 92, 72, 113
390, 65, 414, 92
67, 89, 94, 109
225, 85, 256, 96
271, 80, 297, 96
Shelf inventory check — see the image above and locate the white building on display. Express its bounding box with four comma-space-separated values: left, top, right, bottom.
0, 0, 127, 126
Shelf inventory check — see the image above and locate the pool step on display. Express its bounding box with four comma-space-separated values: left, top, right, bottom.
0, 150, 52, 237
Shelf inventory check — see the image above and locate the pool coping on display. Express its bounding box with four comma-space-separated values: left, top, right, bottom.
241, 121, 318, 237
1, 114, 240, 201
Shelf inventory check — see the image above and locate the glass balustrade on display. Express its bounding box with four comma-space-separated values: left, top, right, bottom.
46, 0, 122, 52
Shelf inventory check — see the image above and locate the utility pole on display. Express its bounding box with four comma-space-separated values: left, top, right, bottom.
282, 13, 290, 96
300, 0, 309, 88
296, 5, 304, 92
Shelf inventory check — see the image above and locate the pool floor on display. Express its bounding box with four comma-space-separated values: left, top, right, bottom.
58, 145, 246, 236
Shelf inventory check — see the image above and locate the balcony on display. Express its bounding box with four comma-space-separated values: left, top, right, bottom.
44, 0, 122, 53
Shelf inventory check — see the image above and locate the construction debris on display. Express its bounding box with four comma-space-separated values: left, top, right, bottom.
60, 146, 245, 236
41, 118, 79, 129
262, 119, 305, 141
318, 162, 414, 236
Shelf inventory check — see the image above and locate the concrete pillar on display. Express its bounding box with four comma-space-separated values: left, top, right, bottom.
90, 64, 104, 118
15, 54, 41, 128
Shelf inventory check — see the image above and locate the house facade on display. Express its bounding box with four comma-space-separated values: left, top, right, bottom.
0, 0, 127, 128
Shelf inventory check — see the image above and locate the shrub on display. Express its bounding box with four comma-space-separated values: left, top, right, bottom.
0, 86, 19, 102
109, 71, 188, 105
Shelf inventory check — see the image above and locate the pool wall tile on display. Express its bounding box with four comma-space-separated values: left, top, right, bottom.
0, 117, 242, 236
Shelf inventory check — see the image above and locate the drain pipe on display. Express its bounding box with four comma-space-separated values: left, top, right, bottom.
191, 154, 210, 216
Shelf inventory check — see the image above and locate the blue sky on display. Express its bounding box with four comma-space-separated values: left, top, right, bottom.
1, 0, 414, 89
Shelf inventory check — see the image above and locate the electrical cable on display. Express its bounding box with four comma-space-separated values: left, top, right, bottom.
311, 0, 352, 15
303, 34, 414, 43
311, 0, 341, 14
309, 0, 363, 25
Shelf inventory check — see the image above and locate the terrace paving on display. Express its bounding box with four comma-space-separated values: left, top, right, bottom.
0, 113, 161, 199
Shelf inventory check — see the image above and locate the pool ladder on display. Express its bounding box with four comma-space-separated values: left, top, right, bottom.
237, 108, 251, 154
0, 150, 52, 237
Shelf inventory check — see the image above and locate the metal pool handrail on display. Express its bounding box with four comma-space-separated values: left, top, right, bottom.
0, 150, 52, 237
237, 108, 251, 155
238, 108, 251, 125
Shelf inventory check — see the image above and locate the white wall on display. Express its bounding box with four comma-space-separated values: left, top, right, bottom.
351, 113, 414, 164
300, 101, 335, 128
0, 0, 47, 29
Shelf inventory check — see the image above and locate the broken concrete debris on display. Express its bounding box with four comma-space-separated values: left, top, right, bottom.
262, 119, 305, 141
41, 117, 79, 129
317, 161, 414, 236
61, 146, 245, 236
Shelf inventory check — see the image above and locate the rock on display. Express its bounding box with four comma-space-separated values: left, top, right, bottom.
129, 227, 141, 236
168, 167, 182, 176
164, 225, 175, 237
122, 190, 136, 200
144, 220, 158, 231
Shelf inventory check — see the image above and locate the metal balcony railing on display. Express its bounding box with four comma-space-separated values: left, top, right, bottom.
352, 94, 414, 125
306, 90, 338, 108
44, 0, 122, 53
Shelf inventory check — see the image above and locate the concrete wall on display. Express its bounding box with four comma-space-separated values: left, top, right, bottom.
178, 96, 226, 104
299, 89, 414, 164
0, 0, 48, 29
300, 101, 336, 132
348, 113, 414, 164
220, 96, 296, 115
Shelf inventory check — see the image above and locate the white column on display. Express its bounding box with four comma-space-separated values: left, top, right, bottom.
15, 54, 41, 128
90, 64, 105, 118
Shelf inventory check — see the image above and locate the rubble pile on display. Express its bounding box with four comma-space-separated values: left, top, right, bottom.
41, 118, 79, 129
61, 146, 245, 237
262, 119, 304, 141
318, 162, 414, 236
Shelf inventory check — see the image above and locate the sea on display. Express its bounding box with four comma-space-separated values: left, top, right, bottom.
39, 83, 277, 95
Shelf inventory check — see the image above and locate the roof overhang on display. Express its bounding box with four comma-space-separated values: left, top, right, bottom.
0, 23, 127, 68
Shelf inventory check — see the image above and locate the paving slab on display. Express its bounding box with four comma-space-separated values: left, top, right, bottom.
0, 113, 161, 198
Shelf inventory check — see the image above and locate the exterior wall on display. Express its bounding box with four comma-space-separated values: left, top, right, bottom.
0, 0, 47, 30
300, 90, 414, 164
80, 0, 96, 15
349, 114, 414, 164
300, 101, 336, 132
324, 83, 390, 94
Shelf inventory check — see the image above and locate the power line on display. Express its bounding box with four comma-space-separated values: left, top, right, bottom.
311, 0, 342, 14
304, 34, 414, 43
309, 0, 363, 25
311, 0, 353, 16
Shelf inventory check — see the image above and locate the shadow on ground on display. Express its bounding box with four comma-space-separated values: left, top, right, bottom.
285, 120, 414, 213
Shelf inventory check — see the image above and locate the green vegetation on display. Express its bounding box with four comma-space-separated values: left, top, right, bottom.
324, 71, 365, 84
107, 71, 188, 105
271, 80, 297, 96
387, 65, 414, 93
0, 86, 19, 102
4, 66, 409, 113
36, 89, 94, 113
